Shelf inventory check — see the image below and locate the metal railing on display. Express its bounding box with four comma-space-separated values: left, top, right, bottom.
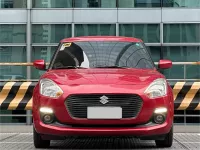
0, 61, 199, 125
0, 61, 199, 81
0, 62, 50, 66
0, 61, 199, 66
155, 61, 200, 81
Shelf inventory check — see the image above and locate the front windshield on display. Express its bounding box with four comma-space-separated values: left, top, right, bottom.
51, 41, 154, 69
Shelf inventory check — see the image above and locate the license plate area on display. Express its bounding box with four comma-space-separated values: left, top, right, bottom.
87, 107, 122, 119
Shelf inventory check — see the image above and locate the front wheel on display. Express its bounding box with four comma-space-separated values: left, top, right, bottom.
155, 126, 173, 148
33, 127, 50, 148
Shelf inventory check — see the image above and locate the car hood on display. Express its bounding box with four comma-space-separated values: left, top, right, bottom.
42, 69, 164, 86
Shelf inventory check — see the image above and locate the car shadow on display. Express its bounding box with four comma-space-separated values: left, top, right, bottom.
48, 137, 159, 149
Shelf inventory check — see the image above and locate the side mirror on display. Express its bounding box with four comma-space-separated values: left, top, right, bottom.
33, 59, 46, 70
158, 59, 172, 69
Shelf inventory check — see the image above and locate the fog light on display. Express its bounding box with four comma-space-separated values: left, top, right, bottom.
40, 107, 53, 114
154, 107, 167, 114
154, 114, 165, 124
43, 114, 54, 124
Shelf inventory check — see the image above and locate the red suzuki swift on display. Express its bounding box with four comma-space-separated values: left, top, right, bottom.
33, 36, 174, 148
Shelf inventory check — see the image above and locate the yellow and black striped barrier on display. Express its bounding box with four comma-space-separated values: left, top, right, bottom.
0, 81, 37, 110
169, 82, 200, 111
0, 81, 199, 110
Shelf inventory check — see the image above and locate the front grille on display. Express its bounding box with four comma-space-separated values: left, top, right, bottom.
65, 94, 143, 119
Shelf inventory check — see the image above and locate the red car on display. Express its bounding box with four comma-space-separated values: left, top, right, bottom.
33, 36, 174, 148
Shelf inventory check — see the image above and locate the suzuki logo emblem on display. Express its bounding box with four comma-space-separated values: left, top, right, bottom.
100, 95, 109, 104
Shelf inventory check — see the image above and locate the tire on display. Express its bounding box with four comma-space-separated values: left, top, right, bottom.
33, 127, 50, 148
155, 126, 173, 148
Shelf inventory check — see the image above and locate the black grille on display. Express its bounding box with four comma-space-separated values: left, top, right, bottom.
65, 94, 143, 119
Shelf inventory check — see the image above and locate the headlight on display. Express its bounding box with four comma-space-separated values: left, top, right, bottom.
40, 79, 63, 98
144, 78, 167, 99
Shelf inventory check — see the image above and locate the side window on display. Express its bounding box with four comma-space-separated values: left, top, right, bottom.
48, 43, 61, 69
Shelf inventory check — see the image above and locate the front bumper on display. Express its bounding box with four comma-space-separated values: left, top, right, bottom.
34, 117, 172, 137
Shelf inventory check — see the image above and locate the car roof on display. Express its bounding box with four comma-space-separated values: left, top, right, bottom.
60, 36, 143, 43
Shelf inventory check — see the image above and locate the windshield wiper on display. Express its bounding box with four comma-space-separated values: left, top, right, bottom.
53, 66, 86, 69
95, 66, 128, 69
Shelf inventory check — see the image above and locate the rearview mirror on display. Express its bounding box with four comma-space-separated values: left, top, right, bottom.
158, 59, 172, 69
33, 59, 46, 70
